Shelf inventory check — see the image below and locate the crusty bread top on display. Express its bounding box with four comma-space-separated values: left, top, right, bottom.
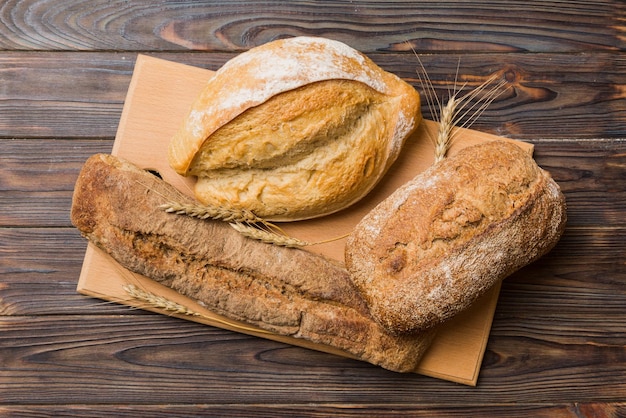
167, 36, 421, 220
354, 141, 542, 267
168, 36, 417, 174
345, 140, 567, 334
71, 153, 370, 317
70, 153, 436, 373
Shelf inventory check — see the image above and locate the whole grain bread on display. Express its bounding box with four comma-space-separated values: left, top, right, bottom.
168, 36, 421, 221
71, 153, 435, 372
345, 140, 567, 334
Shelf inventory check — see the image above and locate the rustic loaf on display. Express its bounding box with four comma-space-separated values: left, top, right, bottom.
168, 36, 421, 221
345, 140, 567, 335
71, 154, 435, 373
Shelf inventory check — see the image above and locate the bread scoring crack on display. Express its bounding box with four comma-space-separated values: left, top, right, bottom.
188, 80, 384, 174
188, 79, 397, 220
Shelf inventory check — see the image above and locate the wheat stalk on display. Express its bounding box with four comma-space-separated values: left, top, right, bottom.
138, 178, 275, 227
230, 222, 311, 248
160, 200, 306, 246
123, 284, 202, 317
161, 199, 345, 249
413, 51, 510, 163
122, 283, 274, 335
433, 96, 458, 163
229, 222, 350, 248
160, 201, 263, 224
414, 54, 461, 163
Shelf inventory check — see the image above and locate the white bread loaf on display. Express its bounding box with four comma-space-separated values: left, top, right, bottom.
168, 36, 421, 221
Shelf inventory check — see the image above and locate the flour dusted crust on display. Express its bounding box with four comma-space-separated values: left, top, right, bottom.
345, 140, 567, 334
168, 36, 421, 221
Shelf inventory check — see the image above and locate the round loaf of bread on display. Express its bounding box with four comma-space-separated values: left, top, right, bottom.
168, 36, 421, 221
345, 140, 567, 334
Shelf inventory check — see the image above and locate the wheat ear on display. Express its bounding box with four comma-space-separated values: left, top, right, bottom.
230, 222, 349, 248
413, 51, 510, 163
230, 222, 310, 248
422, 67, 509, 162
123, 284, 202, 317
160, 197, 333, 248
433, 96, 458, 163
160, 200, 296, 240
159, 201, 263, 224
122, 283, 274, 335
138, 178, 273, 226
414, 54, 461, 163
448, 74, 509, 136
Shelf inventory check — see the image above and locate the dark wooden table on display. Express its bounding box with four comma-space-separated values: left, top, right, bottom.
2, 1, 625, 416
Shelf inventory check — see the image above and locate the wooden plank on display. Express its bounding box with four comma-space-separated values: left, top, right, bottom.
1, 51, 623, 139
0, 227, 114, 315
0, 139, 113, 227
1, 315, 625, 404
532, 140, 626, 227
3, 404, 625, 418
0, 0, 623, 413
0, 52, 134, 139
0, 1, 622, 53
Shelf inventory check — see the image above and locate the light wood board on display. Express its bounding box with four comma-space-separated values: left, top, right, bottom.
77, 54, 532, 386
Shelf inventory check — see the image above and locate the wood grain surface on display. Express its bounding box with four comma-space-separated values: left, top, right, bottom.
1, 0, 625, 416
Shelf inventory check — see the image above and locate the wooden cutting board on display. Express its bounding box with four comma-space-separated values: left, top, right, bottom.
77, 54, 532, 386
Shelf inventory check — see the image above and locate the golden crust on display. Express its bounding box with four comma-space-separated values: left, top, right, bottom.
168, 36, 421, 220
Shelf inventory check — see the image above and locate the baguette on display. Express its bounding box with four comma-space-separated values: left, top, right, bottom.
345, 140, 567, 334
168, 36, 421, 221
71, 154, 435, 373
